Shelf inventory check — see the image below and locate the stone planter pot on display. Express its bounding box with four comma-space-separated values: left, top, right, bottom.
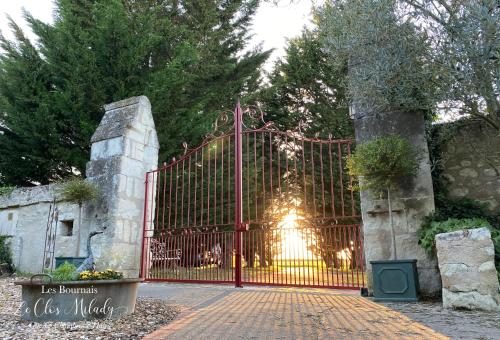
371, 259, 419, 302
15, 275, 142, 322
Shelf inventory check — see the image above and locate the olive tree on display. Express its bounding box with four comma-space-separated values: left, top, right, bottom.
317, 0, 499, 130
317, 0, 438, 116
402, 0, 499, 130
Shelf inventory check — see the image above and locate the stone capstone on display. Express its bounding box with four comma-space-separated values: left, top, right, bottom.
435, 227, 500, 311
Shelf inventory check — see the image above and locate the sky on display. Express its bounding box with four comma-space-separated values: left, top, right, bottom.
0, 0, 318, 72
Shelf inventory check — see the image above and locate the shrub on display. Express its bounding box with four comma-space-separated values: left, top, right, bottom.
432, 193, 499, 226
347, 134, 421, 260
0, 186, 15, 196
0, 235, 14, 272
58, 178, 99, 205
418, 218, 500, 277
78, 269, 123, 281
51, 262, 78, 281
347, 134, 420, 192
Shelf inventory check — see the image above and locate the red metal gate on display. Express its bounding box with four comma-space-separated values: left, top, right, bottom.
141, 103, 365, 289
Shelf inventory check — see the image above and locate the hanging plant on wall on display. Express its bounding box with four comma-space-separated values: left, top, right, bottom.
347, 134, 420, 259
58, 178, 100, 257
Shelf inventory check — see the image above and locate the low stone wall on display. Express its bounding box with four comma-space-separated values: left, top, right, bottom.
0, 96, 159, 278
435, 227, 500, 311
439, 120, 500, 213
0, 185, 82, 273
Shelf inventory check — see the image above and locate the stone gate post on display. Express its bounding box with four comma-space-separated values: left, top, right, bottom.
355, 110, 441, 297
84, 96, 159, 278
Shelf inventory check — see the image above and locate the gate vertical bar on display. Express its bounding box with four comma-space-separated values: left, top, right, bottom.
140, 171, 149, 279
234, 101, 243, 288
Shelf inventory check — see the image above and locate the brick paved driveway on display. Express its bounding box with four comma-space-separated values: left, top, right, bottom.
139, 283, 446, 339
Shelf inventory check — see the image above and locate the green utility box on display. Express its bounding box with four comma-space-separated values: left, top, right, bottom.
55, 257, 86, 269
370, 259, 419, 302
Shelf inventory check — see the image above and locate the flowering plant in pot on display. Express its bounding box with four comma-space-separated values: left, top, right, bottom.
348, 134, 421, 301
17, 232, 140, 322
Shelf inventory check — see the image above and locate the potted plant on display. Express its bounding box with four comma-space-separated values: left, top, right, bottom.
16, 230, 141, 322
348, 134, 421, 301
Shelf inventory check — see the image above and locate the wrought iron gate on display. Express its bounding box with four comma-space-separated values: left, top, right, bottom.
141, 103, 365, 289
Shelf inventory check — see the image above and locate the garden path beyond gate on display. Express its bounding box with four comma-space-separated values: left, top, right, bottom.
141, 103, 365, 289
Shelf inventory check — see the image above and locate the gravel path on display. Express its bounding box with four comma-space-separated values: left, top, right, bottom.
0, 277, 180, 340
382, 301, 500, 340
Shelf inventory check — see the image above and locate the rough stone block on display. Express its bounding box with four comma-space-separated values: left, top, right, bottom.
436, 227, 500, 311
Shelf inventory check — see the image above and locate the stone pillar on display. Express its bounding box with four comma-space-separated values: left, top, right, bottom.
354, 110, 441, 297
436, 227, 500, 311
85, 96, 159, 278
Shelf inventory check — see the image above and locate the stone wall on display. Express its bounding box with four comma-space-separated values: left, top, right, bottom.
439, 120, 500, 213
0, 96, 159, 277
0, 185, 81, 273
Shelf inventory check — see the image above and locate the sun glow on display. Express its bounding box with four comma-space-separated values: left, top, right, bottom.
276, 209, 318, 260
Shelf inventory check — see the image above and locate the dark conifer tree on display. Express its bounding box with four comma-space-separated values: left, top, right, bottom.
0, 0, 269, 185
257, 30, 353, 139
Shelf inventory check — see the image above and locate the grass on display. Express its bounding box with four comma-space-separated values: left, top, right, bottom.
15, 270, 35, 278
148, 264, 366, 287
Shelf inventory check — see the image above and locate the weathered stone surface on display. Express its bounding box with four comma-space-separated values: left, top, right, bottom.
440, 120, 500, 213
435, 227, 500, 311
0, 185, 81, 273
354, 109, 441, 297
86, 95, 159, 278
0, 96, 159, 277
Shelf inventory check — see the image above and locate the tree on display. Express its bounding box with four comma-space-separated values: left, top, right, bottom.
402, 0, 499, 131
317, 0, 437, 117
316, 0, 499, 131
257, 29, 353, 138
0, 0, 270, 186
58, 178, 99, 257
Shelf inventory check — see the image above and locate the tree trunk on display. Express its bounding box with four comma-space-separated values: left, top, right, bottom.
387, 188, 397, 260
76, 204, 82, 257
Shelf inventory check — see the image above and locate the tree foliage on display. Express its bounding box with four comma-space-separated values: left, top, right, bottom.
58, 178, 99, 206
317, 0, 437, 116
0, 0, 269, 186
317, 0, 500, 130
347, 135, 420, 192
402, 0, 500, 130
257, 29, 353, 138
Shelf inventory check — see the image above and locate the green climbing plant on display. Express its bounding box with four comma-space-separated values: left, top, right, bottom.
348, 135, 421, 260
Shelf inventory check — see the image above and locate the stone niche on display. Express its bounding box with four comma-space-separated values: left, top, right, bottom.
435, 227, 500, 311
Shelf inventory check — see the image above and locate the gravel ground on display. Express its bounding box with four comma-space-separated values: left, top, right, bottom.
382, 301, 500, 340
0, 277, 180, 340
